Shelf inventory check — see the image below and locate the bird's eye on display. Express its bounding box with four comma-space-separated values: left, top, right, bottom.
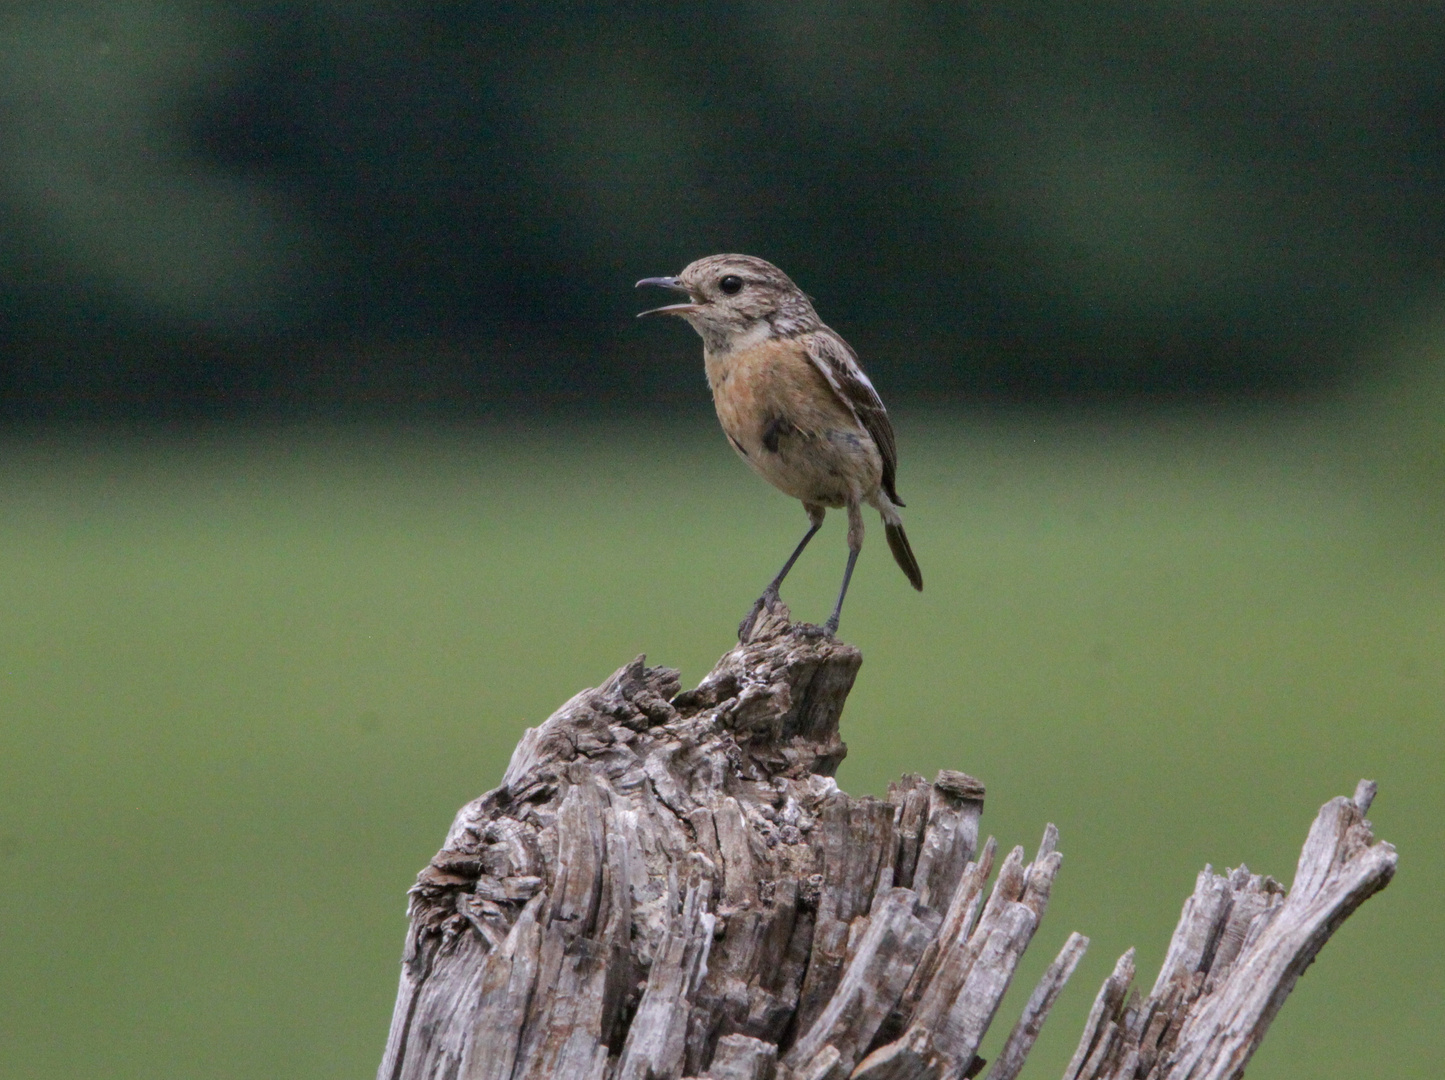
719, 275, 743, 295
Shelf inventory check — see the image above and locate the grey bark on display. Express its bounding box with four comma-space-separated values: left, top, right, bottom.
377, 601, 1396, 1080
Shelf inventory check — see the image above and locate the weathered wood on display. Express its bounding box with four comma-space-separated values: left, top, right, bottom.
378, 601, 1395, 1080
705, 1034, 779, 1080
984, 932, 1090, 1080
846, 828, 1065, 1080
1064, 780, 1396, 1080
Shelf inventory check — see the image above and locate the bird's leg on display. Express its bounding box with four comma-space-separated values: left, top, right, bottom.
822, 501, 865, 637
739, 506, 825, 641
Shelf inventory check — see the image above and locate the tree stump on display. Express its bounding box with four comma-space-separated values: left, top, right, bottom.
376, 601, 1396, 1080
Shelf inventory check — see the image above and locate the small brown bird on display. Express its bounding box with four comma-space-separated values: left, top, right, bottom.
638, 254, 922, 639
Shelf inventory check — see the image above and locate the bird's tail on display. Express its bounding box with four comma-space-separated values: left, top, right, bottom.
885, 521, 923, 591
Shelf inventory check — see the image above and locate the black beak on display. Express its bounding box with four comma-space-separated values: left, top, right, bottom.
636, 276, 700, 318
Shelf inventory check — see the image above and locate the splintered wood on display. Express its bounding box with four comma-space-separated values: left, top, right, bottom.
377, 603, 1396, 1080
1062, 780, 1395, 1080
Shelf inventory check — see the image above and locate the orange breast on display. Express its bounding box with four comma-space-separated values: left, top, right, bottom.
705, 337, 880, 506
707, 338, 849, 454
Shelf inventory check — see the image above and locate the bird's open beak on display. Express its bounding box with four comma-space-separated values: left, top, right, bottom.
636, 276, 700, 318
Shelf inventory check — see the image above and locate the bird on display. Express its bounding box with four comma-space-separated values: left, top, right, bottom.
637, 254, 921, 640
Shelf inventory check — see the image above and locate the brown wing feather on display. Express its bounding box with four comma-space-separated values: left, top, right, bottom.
804, 329, 904, 505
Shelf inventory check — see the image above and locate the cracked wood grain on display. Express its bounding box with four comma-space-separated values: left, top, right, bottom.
377, 599, 1395, 1080
1065, 780, 1396, 1080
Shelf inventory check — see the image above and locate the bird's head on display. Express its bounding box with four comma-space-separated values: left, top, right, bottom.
637, 254, 820, 352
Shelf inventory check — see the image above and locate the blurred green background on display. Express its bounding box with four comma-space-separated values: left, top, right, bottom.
1, 390, 1441, 1078
2, 3, 1443, 1079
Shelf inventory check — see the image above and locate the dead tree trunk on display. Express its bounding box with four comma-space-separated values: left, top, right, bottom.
376, 601, 1396, 1080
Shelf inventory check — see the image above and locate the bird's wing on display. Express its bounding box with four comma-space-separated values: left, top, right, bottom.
804, 329, 903, 505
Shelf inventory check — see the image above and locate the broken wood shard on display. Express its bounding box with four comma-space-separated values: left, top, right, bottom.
1065, 780, 1396, 1080
378, 601, 1395, 1080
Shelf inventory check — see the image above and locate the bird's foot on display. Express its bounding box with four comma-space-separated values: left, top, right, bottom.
738, 589, 781, 643
792, 621, 834, 641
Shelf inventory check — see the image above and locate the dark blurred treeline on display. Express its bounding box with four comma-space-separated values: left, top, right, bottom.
3, 2, 1445, 422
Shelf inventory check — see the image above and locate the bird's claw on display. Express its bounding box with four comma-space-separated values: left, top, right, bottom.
793, 621, 834, 640
738, 589, 780, 642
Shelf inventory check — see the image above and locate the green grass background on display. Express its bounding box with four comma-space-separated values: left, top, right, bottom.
0, 392, 1440, 1077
